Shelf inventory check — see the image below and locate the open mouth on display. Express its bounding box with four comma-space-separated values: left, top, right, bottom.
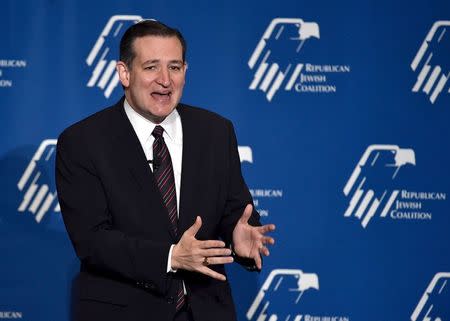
151, 91, 172, 102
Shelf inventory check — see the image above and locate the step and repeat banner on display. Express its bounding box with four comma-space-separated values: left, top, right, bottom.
1, 0, 450, 320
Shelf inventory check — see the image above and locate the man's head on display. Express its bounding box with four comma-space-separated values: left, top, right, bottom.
116, 20, 187, 123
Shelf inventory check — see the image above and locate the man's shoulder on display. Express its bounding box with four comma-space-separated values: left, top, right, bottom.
59, 102, 121, 141
177, 103, 233, 127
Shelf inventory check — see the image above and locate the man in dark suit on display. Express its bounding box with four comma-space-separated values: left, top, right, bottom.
56, 20, 275, 321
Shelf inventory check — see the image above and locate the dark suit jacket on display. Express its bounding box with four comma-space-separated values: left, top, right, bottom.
56, 98, 260, 321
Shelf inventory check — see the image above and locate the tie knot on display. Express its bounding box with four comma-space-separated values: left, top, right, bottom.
152, 125, 164, 139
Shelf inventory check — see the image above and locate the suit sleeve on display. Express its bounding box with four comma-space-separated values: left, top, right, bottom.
218, 121, 261, 270
55, 129, 171, 295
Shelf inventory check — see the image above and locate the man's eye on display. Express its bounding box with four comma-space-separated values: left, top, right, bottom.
169, 65, 182, 71
145, 66, 156, 70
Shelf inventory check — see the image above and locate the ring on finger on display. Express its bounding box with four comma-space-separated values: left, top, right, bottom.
203, 257, 210, 266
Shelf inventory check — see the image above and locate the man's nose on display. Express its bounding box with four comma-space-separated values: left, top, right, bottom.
156, 68, 170, 87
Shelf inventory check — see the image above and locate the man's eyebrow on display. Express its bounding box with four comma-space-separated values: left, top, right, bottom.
142, 59, 184, 65
142, 59, 159, 65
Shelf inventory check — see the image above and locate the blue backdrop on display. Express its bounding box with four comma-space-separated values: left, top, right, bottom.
1, 0, 450, 320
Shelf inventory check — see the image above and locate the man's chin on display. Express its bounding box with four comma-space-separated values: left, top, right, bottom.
143, 107, 176, 123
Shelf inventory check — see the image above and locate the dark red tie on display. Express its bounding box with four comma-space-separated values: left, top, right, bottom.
152, 125, 185, 311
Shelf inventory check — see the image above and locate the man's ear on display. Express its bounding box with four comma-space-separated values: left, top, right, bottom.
181, 62, 188, 86
116, 61, 130, 87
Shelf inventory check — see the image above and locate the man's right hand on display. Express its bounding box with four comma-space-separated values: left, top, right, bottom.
171, 216, 233, 281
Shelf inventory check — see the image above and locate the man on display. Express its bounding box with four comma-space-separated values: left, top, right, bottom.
56, 20, 275, 321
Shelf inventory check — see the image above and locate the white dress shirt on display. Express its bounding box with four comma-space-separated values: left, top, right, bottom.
124, 99, 183, 274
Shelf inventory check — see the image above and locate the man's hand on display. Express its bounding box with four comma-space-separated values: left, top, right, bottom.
232, 204, 276, 270
172, 216, 233, 281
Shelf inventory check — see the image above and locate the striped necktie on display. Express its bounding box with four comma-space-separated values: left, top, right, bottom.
152, 125, 185, 311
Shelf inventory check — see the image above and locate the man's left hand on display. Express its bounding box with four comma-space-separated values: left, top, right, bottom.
232, 204, 276, 270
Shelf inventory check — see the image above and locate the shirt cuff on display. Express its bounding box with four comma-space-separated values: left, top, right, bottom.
167, 244, 178, 273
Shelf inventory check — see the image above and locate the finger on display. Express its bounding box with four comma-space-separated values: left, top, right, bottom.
259, 245, 270, 256
185, 216, 202, 237
198, 266, 227, 281
261, 236, 275, 245
253, 252, 262, 270
201, 248, 232, 257
204, 256, 234, 265
197, 240, 226, 249
239, 204, 253, 224
257, 224, 276, 234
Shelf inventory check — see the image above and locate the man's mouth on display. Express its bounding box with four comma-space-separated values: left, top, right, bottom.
151, 91, 172, 102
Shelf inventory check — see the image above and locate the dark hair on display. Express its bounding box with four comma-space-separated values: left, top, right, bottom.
119, 19, 187, 67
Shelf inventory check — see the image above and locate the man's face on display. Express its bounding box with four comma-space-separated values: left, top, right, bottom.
117, 35, 186, 123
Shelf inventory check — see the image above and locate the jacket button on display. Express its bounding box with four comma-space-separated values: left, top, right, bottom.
167, 297, 174, 304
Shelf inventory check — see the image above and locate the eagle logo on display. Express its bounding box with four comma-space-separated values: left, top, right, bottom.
248, 18, 320, 102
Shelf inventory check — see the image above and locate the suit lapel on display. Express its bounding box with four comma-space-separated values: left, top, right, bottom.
177, 105, 202, 234
111, 99, 177, 240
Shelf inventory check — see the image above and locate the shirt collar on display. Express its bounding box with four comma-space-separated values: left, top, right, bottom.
123, 98, 182, 145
